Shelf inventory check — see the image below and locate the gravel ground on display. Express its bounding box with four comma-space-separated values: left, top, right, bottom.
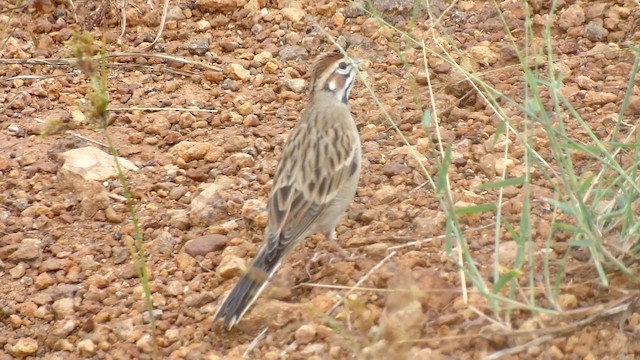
1, 0, 640, 359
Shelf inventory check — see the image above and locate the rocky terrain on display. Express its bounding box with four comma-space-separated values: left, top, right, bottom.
1, 0, 640, 359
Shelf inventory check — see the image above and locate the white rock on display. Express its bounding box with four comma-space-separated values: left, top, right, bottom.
217, 253, 246, 278
226, 63, 251, 81
281, 7, 305, 22
189, 176, 235, 226
285, 78, 306, 93
59, 146, 138, 182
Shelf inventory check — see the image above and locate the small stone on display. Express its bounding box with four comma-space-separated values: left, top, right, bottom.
414, 71, 429, 85
204, 71, 224, 83
495, 158, 515, 175
372, 185, 398, 204
189, 176, 235, 226
263, 61, 279, 73
281, 7, 305, 22
195, 0, 240, 13
584, 91, 617, 106
35, 272, 55, 289
219, 40, 239, 52
188, 39, 210, 56
241, 199, 267, 227
226, 64, 251, 81
77, 339, 96, 356
184, 292, 215, 307
284, 78, 306, 93
344, 1, 366, 17
71, 109, 87, 124
169, 209, 190, 230
371, 0, 415, 16
469, 45, 499, 66
558, 294, 578, 309
169, 141, 218, 163
223, 136, 249, 153
167, 6, 185, 20
295, 324, 317, 345
364, 243, 388, 256
58, 146, 138, 182
184, 234, 229, 256
52, 298, 75, 318
584, 21, 608, 42
626, 95, 640, 115
196, 19, 211, 31
279, 45, 307, 61
227, 153, 254, 168
558, 4, 585, 30
382, 162, 411, 176
575, 75, 596, 90
9, 263, 26, 278
176, 252, 197, 270
40, 258, 71, 272
253, 51, 273, 64
217, 254, 245, 278
585, 3, 607, 20
11, 338, 38, 356
8, 239, 42, 262
105, 207, 123, 223
17, 151, 39, 166
136, 333, 155, 353
166, 280, 184, 296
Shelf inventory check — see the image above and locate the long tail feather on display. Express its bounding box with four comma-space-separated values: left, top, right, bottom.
212, 249, 281, 330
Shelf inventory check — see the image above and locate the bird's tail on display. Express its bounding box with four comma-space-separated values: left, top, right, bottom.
212, 248, 281, 330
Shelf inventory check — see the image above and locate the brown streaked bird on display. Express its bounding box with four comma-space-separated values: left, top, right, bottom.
212, 52, 363, 330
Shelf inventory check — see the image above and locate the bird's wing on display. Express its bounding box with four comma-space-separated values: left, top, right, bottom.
263, 108, 359, 263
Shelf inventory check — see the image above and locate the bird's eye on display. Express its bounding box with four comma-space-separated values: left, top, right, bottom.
338, 62, 348, 70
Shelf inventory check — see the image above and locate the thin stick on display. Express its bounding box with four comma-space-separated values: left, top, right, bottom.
0, 52, 224, 72
484, 335, 554, 360
146, 0, 170, 48
243, 327, 268, 358
327, 250, 397, 315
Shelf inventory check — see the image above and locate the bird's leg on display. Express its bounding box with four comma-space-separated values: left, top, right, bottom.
306, 230, 362, 276
325, 229, 358, 259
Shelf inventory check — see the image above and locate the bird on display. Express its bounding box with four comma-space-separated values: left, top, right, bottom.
212, 51, 363, 331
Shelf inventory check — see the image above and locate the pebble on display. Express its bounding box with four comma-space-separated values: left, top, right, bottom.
9, 262, 26, 278
584, 21, 608, 41
35, 272, 55, 289
77, 339, 97, 355
584, 91, 617, 106
295, 324, 317, 344
169, 141, 218, 163
189, 176, 235, 226
166, 6, 185, 20
279, 45, 308, 61
184, 234, 229, 256
559, 4, 585, 30
176, 252, 197, 270
11, 337, 38, 356
217, 254, 246, 278
184, 292, 215, 307
8, 239, 42, 262
52, 298, 75, 318
195, 0, 241, 13
226, 63, 251, 81
281, 8, 306, 22
284, 78, 306, 93
196, 19, 211, 31
188, 39, 210, 56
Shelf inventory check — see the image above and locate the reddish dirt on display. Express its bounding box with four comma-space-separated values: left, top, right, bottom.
1, 0, 640, 359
